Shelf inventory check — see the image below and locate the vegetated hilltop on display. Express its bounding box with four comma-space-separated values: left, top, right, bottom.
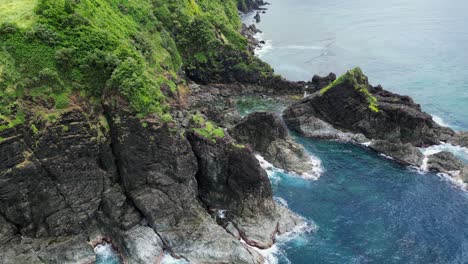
0, 0, 272, 132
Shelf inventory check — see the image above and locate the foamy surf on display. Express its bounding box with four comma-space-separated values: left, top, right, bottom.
255, 154, 323, 181
242, 220, 317, 264
160, 252, 189, 264
253, 32, 273, 58
432, 115, 451, 128
420, 142, 468, 162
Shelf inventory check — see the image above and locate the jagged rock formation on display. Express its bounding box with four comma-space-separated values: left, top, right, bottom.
283, 68, 466, 175
0, 92, 305, 263
230, 112, 316, 174
284, 68, 453, 147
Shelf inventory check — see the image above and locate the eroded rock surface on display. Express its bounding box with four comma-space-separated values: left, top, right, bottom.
230, 112, 315, 174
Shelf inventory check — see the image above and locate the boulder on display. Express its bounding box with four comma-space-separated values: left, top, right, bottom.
369, 140, 424, 166
427, 151, 464, 173
450, 131, 468, 147
230, 112, 316, 174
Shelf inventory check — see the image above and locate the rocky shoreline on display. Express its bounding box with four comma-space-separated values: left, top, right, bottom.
1, 2, 468, 264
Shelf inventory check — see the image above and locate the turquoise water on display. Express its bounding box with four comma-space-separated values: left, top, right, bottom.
96, 1, 468, 263
243, 0, 468, 131
241, 1, 468, 263
269, 138, 468, 264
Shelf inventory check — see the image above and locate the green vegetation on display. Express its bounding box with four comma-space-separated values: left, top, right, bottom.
192, 113, 225, 142
320, 67, 379, 112
0, 0, 267, 130
0, 0, 37, 28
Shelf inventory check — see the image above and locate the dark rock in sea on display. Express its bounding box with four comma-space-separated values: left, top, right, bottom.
229, 111, 316, 174
284, 68, 452, 147
254, 12, 261, 23
369, 140, 424, 166
427, 151, 464, 173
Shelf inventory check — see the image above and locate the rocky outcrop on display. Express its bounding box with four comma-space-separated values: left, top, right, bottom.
0, 102, 110, 239
229, 112, 316, 174
284, 68, 453, 147
369, 140, 424, 166
238, 0, 267, 13
426, 151, 464, 173
450, 132, 468, 148
282, 68, 467, 172
187, 129, 303, 249
103, 99, 263, 263
0, 92, 307, 263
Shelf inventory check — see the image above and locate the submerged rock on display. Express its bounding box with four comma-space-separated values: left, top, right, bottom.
369, 140, 424, 166
427, 151, 464, 173
230, 111, 316, 174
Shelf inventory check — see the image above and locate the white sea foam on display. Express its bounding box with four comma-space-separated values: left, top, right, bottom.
253, 32, 273, 58
243, 220, 317, 264
420, 142, 468, 162
255, 154, 323, 181
161, 252, 190, 264
361, 141, 372, 147
273, 196, 288, 207
432, 115, 451, 127
94, 242, 119, 262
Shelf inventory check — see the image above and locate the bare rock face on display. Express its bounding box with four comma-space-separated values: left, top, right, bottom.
0, 105, 109, 238
187, 130, 304, 249
369, 140, 424, 166
104, 101, 262, 264
230, 111, 315, 174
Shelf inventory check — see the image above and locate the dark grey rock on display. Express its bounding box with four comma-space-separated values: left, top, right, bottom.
369, 140, 424, 166
427, 151, 464, 172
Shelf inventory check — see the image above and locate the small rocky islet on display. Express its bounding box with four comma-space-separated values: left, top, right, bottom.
0, 0, 467, 263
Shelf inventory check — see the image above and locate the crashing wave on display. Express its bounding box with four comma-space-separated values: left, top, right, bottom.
242, 220, 317, 264
255, 154, 323, 181
253, 32, 274, 58
94, 242, 120, 264
160, 251, 190, 264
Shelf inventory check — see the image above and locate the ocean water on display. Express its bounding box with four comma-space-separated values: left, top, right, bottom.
241, 1, 468, 263
96, 1, 468, 263
243, 0, 468, 131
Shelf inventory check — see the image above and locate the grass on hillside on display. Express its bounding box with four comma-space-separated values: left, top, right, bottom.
0, 0, 37, 28
320, 67, 380, 112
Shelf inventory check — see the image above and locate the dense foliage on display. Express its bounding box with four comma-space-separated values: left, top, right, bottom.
0, 0, 272, 130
